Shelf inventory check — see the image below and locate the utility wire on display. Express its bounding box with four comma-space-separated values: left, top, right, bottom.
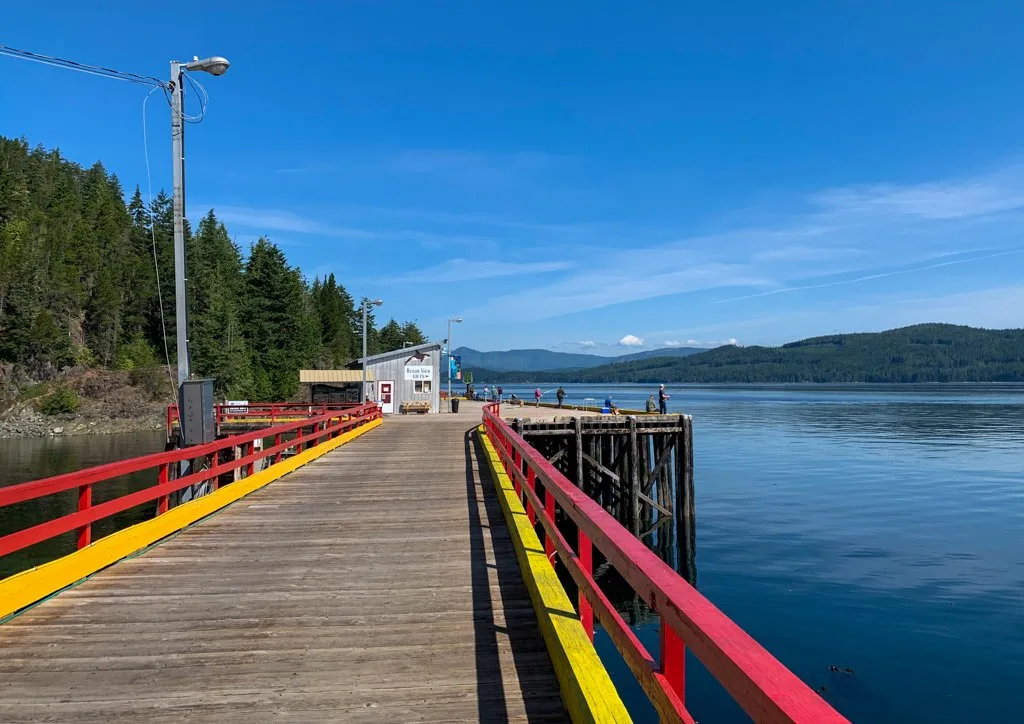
0, 44, 165, 88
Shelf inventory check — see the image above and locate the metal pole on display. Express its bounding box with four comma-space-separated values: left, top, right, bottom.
447, 318, 452, 412
361, 301, 368, 404
170, 62, 189, 389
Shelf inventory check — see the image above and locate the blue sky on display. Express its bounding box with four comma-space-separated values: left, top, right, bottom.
3, 1, 1024, 355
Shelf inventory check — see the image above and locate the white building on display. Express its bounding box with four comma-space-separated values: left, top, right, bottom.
352, 343, 442, 414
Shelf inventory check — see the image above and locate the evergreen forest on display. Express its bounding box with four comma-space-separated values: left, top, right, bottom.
0, 137, 425, 400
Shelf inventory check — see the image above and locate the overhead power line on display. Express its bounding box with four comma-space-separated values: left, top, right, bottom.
0, 44, 165, 88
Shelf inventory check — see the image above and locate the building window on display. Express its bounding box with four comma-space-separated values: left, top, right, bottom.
415, 380, 431, 393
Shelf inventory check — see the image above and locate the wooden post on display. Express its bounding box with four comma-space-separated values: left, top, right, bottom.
628, 416, 641, 537
676, 414, 697, 584
574, 416, 584, 494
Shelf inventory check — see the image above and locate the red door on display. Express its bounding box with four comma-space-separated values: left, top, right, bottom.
379, 381, 394, 414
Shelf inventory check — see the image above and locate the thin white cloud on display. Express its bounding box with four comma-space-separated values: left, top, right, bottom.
753, 246, 863, 263
618, 335, 644, 347
385, 258, 572, 284
209, 206, 378, 239
663, 340, 682, 347
717, 248, 1024, 304
816, 170, 1024, 220
578, 340, 597, 348
385, 149, 562, 178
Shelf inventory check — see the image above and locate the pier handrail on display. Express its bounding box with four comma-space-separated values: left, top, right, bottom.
166, 401, 365, 436
481, 402, 848, 723
0, 403, 381, 562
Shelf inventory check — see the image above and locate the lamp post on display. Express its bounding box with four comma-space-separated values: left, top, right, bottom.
170, 55, 230, 393
362, 299, 383, 403
447, 317, 463, 412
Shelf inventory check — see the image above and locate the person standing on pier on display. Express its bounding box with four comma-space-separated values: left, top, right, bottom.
658, 384, 670, 414
556, 386, 565, 408
534, 387, 542, 406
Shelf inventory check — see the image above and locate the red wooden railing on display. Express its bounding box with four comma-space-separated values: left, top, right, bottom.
481, 402, 848, 723
166, 401, 366, 437
0, 403, 381, 561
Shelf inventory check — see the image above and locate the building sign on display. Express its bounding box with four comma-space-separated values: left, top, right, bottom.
405, 365, 433, 381
226, 400, 248, 414
449, 354, 462, 382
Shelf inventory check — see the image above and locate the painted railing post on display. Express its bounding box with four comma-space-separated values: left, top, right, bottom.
661, 623, 685, 704
274, 432, 282, 465
544, 487, 556, 562
246, 441, 255, 477
76, 484, 92, 549
513, 449, 522, 496
579, 529, 594, 640
526, 467, 537, 524
157, 462, 170, 514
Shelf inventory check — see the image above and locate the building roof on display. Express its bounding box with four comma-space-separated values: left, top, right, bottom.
354, 342, 443, 366
299, 370, 375, 383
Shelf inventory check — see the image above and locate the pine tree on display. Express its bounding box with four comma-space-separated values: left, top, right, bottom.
378, 318, 405, 352
241, 238, 319, 399
187, 211, 254, 398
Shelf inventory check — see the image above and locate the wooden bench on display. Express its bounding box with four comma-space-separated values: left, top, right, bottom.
400, 400, 431, 415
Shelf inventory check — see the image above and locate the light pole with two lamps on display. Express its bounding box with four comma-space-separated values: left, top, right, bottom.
361, 299, 383, 403
447, 317, 463, 411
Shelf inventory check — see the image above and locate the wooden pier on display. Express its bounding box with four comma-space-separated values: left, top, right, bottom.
0, 399, 850, 723
0, 413, 566, 722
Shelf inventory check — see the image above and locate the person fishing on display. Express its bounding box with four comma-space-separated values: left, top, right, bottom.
646, 394, 657, 413
496, 386, 503, 402
556, 386, 566, 408
604, 395, 619, 415
534, 387, 542, 406
658, 384, 670, 414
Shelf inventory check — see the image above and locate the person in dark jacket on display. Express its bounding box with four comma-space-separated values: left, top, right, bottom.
658, 384, 670, 414
646, 395, 657, 413
556, 386, 566, 408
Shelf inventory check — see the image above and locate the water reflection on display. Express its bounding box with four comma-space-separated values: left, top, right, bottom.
503, 383, 1024, 723
0, 431, 167, 579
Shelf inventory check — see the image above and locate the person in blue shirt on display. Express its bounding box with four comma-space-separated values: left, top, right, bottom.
604, 396, 619, 415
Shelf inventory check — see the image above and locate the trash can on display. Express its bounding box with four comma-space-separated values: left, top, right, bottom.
451, 398, 460, 413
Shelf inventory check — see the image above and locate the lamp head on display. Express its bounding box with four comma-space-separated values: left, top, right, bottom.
185, 55, 230, 76
451, 316, 464, 323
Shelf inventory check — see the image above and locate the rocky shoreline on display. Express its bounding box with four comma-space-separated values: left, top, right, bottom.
0, 409, 166, 439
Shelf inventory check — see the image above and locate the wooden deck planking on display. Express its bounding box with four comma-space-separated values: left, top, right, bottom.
0, 413, 568, 723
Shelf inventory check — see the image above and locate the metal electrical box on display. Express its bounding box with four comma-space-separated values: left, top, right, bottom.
179, 378, 215, 446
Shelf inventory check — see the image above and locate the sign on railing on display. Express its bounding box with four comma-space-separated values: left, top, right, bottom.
481, 401, 848, 723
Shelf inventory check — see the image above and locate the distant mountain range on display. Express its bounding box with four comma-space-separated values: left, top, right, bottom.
452, 324, 1024, 384
451, 345, 707, 372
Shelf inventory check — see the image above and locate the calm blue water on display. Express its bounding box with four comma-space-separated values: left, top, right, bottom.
497, 383, 1024, 722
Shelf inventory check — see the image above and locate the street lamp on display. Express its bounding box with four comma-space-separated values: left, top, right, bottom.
447, 317, 463, 412
170, 55, 230, 392
362, 299, 383, 403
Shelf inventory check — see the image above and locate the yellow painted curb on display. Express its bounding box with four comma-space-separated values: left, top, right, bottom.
477, 426, 631, 723
0, 418, 382, 620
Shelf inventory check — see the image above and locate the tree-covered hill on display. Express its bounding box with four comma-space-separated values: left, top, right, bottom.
466, 325, 1024, 384
0, 136, 425, 401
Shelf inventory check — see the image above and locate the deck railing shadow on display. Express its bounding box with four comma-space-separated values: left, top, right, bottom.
463, 428, 566, 723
